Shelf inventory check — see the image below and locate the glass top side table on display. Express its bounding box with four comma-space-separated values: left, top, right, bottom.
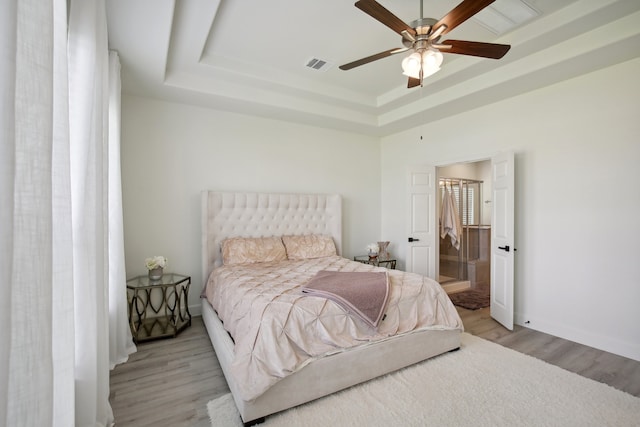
126, 273, 192, 343
353, 255, 397, 269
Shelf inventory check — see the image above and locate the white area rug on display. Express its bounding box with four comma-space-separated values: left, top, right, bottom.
208, 333, 640, 426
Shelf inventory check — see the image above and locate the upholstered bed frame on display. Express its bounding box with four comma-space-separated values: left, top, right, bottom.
201, 191, 460, 425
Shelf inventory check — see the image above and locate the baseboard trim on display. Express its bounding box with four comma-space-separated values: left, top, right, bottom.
514, 312, 640, 362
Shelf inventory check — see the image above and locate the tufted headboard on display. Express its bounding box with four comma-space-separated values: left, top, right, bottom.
201, 191, 342, 285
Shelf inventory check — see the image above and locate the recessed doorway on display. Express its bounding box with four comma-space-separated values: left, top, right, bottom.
437, 160, 491, 310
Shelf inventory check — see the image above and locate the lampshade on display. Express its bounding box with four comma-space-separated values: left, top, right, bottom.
401, 48, 443, 80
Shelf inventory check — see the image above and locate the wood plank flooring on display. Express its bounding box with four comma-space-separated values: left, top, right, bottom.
109, 317, 228, 427
109, 308, 640, 426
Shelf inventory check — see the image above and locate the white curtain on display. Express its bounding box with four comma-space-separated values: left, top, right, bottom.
108, 51, 136, 369
1, 1, 75, 425
1, 0, 135, 425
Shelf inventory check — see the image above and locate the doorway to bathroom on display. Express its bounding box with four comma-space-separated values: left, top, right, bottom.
437, 160, 492, 308
406, 154, 514, 326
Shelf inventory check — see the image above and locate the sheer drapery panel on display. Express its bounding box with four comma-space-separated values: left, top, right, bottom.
1, 0, 75, 425
1, 0, 134, 425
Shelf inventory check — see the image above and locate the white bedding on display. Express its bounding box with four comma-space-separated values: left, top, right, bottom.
203, 255, 463, 402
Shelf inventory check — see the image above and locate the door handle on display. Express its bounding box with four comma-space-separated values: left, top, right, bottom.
408, 237, 420, 242
498, 245, 510, 252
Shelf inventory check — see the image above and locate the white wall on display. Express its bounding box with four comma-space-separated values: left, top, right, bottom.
120, 61, 639, 361
380, 58, 640, 361
121, 96, 380, 314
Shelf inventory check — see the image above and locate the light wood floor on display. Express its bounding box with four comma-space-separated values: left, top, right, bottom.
109, 307, 640, 426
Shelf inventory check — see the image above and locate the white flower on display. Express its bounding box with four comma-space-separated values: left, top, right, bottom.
366, 243, 379, 254
145, 256, 167, 270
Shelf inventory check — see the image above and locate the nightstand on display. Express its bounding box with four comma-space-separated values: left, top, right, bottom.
353, 255, 397, 269
126, 273, 192, 343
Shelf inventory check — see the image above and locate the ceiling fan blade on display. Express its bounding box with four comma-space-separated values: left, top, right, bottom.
440, 40, 510, 59
339, 47, 408, 70
407, 77, 421, 88
355, 0, 416, 37
433, 0, 495, 36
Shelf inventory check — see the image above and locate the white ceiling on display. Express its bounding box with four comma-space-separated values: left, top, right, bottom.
106, 0, 640, 136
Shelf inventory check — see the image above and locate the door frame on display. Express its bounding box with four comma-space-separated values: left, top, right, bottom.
432, 151, 515, 330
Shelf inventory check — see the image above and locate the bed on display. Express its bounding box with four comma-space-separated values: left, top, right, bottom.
201, 191, 463, 425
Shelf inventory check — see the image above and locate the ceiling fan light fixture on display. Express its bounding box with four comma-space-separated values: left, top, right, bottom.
401, 52, 423, 78
401, 48, 443, 80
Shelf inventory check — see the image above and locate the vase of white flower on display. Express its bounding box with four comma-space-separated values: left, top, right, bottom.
148, 268, 163, 280
366, 243, 379, 260
146, 256, 167, 280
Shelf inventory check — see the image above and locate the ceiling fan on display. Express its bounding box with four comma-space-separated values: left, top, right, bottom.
339, 0, 511, 88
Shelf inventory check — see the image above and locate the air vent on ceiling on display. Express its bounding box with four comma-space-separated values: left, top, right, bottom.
305, 58, 333, 72
473, 0, 539, 35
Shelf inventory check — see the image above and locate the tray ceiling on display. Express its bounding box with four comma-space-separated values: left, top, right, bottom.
106, 0, 640, 135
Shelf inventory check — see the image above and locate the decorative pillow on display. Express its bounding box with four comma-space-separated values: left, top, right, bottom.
282, 234, 337, 260
221, 236, 287, 265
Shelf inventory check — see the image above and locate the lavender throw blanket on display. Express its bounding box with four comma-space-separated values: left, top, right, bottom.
302, 270, 390, 329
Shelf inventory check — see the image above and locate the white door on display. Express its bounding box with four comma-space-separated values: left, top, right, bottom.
406, 166, 437, 279
490, 152, 515, 330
